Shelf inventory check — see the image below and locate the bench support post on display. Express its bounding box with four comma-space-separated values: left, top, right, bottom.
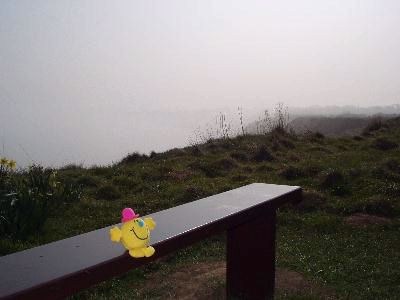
227, 210, 277, 300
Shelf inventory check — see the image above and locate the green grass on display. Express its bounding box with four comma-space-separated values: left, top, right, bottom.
1, 117, 400, 299
277, 211, 400, 299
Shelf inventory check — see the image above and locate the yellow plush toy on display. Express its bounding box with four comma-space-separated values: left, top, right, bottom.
110, 208, 156, 258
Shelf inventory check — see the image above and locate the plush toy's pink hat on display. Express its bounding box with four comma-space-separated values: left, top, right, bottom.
121, 208, 140, 223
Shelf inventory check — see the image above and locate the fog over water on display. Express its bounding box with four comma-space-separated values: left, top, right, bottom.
1, 1, 400, 167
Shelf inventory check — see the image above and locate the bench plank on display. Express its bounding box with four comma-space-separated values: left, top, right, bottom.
0, 183, 301, 299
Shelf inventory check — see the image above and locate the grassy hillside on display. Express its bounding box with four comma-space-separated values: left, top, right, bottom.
1, 117, 400, 299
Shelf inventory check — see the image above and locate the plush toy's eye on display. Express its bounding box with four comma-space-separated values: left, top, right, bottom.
138, 220, 144, 227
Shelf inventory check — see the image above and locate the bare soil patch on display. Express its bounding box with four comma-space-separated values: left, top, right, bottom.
344, 213, 391, 227
139, 261, 336, 299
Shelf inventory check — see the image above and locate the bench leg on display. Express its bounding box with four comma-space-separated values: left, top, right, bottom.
227, 211, 277, 300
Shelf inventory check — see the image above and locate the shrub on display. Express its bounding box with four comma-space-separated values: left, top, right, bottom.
176, 185, 209, 204
385, 159, 400, 173
256, 164, 274, 172
214, 158, 238, 170
251, 145, 274, 162
363, 195, 396, 217
242, 166, 253, 173
289, 154, 300, 162
381, 182, 400, 198
309, 146, 331, 153
320, 168, 350, 196
279, 166, 304, 180
305, 131, 325, 143
76, 175, 99, 187
280, 138, 295, 149
271, 139, 281, 151
370, 166, 391, 180
362, 117, 383, 135
293, 190, 327, 212
313, 132, 325, 139
162, 148, 186, 158
230, 151, 248, 162
190, 146, 203, 156
218, 139, 235, 150
372, 138, 398, 150
343, 195, 397, 217
149, 151, 158, 159
95, 184, 121, 200
255, 103, 291, 135
270, 103, 290, 134
60, 164, 84, 171
302, 164, 323, 176
0, 165, 82, 239
141, 166, 172, 181
112, 176, 136, 189
188, 158, 237, 178
231, 174, 249, 182
167, 170, 192, 181
90, 166, 113, 177
120, 152, 148, 164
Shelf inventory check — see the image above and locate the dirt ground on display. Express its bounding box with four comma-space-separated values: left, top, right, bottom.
140, 261, 336, 299
344, 213, 391, 227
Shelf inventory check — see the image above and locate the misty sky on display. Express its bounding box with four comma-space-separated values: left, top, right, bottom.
1, 0, 400, 166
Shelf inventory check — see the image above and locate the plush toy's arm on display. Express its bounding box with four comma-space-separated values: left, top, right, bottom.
110, 227, 122, 242
144, 217, 156, 230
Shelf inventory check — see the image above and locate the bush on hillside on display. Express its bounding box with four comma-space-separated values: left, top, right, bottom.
176, 185, 209, 204
0, 164, 82, 240
231, 174, 249, 182
120, 152, 148, 164
342, 195, 397, 217
363, 195, 396, 217
112, 175, 136, 189
372, 138, 398, 150
230, 151, 248, 162
302, 164, 323, 176
163, 148, 186, 158
385, 158, 400, 173
189, 157, 238, 178
320, 168, 350, 196
380, 182, 400, 198
362, 117, 383, 135
215, 158, 238, 170
95, 184, 121, 200
286, 190, 327, 212
59, 164, 84, 171
304, 131, 325, 143
76, 175, 99, 187
279, 165, 304, 180
190, 146, 203, 156
251, 145, 275, 162
277, 137, 295, 149
90, 166, 114, 177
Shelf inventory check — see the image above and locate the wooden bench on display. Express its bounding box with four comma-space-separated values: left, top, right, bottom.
0, 183, 301, 300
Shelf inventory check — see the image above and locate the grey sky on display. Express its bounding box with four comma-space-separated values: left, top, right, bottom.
2, 0, 400, 109
1, 0, 400, 166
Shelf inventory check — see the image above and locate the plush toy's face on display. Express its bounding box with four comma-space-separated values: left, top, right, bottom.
121, 218, 149, 249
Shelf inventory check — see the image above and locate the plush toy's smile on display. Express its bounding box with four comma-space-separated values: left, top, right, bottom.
130, 228, 148, 240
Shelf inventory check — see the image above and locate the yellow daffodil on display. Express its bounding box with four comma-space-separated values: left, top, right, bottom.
0, 157, 9, 166
8, 160, 16, 169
